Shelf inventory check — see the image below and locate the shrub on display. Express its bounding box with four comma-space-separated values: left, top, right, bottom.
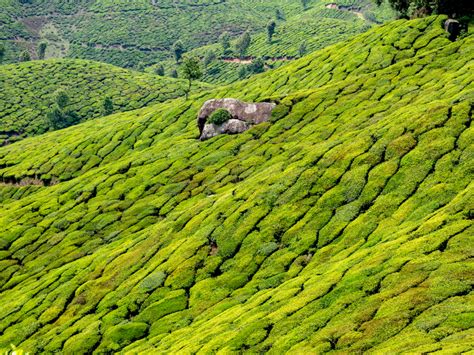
208, 109, 232, 125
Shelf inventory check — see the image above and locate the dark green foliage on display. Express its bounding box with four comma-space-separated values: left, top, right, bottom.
220, 31, 231, 55
251, 57, 265, 73
46, 105, 79, 130
301, 0, 310, 11
154, 64, 165, 76
172, 40, 185, 63
276, 8, 285, 20
55, 90, 69, 109
181, 56, 203, 99
0, 43, 5, 63
37, 42, 47, 60
236, 31, 251, 58
267, 21, 276, 43
18, 50, 30, 62
378, 0, 474, 17
238, 65, 248, 79
103, 97, 114, 116
299, 40, 307, 57
208, 108, 232, 125
203, 50, 217, 67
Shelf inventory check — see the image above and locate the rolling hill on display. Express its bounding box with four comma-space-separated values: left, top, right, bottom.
0, 0, 393, 68
0, 15, 473, 353
0, 59, 211, 144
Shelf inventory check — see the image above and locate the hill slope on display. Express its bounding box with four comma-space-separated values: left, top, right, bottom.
0, 59, 210, 144
0, 16, 473, 353
0, 0, 392, 68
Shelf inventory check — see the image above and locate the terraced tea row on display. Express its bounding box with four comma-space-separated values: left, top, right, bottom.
0, 16, 472, 353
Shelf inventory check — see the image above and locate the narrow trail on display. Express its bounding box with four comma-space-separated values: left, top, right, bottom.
222, 56, 295, 64
326, 3, 366, 21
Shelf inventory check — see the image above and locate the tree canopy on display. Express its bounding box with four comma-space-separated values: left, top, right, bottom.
378, 0, 473, 17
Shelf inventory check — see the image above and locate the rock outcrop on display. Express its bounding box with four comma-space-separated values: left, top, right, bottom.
198, 98, 276, 140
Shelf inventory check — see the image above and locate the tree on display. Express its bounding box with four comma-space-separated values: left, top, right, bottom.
377, 0, 473, 17
238, 66, 247, 79
0, 43, 5, 63
181, 56, 202, 100
170, 69, 178, 78
267, 21, 276, 43
47, 90, 79, 129
55, 90, 69, 109
203, 50, 217, 67
38, 42, 47, 60
19, 50, 30, 62
172, 40, 185, 63
220, 32, 231, 55
249, 57, 265, 74
103, 97, 113, 115
236, 31, 251, 59
301, 0, 310, 10
276, 9, 285, 20
154, 64, 165, 76
299, 40, 307, 57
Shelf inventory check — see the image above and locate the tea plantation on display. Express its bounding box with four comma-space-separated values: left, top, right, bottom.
0, 0, 392, 69
0, 59, 210, 144
0, 16, 473, 353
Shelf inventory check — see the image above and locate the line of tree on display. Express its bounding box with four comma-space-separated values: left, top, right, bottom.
379, 0, 473, 17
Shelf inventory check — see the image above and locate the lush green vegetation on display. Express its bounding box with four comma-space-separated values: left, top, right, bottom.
208, 109, 232, 125
0, 16, 472, 353
0, 0, 393, 71
0, 59, 210, 144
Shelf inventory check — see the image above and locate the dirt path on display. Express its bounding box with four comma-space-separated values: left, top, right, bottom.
325, 3, 366, 21
222, 56, 295, 64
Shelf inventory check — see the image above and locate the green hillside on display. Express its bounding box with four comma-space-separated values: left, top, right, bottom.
0, 0, 392, 68
0, 15, 473, 353
0, 59, 210, 144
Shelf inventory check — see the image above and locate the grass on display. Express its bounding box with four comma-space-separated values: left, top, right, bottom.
0, 15, 472, 353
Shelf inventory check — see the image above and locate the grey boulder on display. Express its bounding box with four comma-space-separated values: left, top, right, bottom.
198, 98, 276, 140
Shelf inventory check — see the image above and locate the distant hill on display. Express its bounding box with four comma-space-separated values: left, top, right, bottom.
0, 0, 393, 68
0, 59, 210, 144
0, 16, 472, 353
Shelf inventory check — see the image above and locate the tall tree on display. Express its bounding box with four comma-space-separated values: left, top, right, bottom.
172, 40, 185, 63
267, 21, 276, 43
203, 50, 217, 67
47, 90, 79, 129
19, 50, 30, 62
301, 0, 310, 10
220, 32, 231, 55
154, 64, 165, 76
236, 31, 251, 59
55, 90, 69, 109
0, 43, 5, 63
299, 40, 307, 57
38, 42, 47, 60
181, 56, 202, 100
103, 97, 113, 115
